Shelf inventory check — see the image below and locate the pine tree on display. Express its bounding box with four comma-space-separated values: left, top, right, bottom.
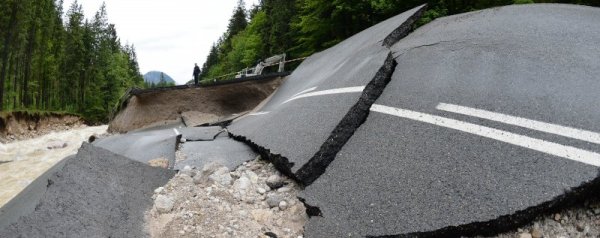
261, 0, 297, 56
0, 0, 142, 122
0, 0, 21, 110
221, 0, 248, 54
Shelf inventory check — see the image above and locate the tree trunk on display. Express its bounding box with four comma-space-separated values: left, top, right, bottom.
0, 1, 20, 110
23, 22, 37, 108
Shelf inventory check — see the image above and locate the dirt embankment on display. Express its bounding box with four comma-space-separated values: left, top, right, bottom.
109, 78, 284, 133
0, 112, 84, 143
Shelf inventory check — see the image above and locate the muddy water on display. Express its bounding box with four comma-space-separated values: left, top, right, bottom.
0, 125, 108, 207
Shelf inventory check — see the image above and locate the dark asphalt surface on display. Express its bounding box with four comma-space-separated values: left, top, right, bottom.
0, 144, 174, 237
301, 4, 600, 237
94, 128, 179, 168
179, 126, 224, 141
176, 137, 258, 171
229, 5, 426, 176
0, 156, 73, 230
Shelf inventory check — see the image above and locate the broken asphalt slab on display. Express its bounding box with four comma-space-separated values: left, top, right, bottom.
0, 143, 174, 237
228, 5, 426, 183
176, 136, 258, 171
301, 4, 600, 237
178, 126, 224, 141
94, 128, 180, 168
0, 155, 73, 230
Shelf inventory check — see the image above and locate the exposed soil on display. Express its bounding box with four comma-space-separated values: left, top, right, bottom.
0, 112, 84, 143
109, 78, 285, 133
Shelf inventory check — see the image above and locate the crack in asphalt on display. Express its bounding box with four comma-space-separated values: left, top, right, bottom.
295, 53, 397, 186
382, 5, 427, 48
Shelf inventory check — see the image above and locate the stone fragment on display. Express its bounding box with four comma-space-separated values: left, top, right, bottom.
234, 176, 252, 191
203, 162, 225, 175
181, 165, 195, 177
519, 233, 533, 238
554, 213, 561, 222
155, 195, 175, 214
531, 228, 543, 238
148, 158, 169, 169
47, 141, 68, 149
209, 167, 233, 186
279, 201, 288, 210
244, 170, 259, 183
266, 194, 284, 208
266, 175, 285, 189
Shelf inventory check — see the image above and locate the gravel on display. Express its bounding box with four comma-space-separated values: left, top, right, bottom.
146, 157, 308, 238
486, 196, 600, 238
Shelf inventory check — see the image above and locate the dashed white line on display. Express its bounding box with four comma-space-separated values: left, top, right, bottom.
292, 87, 317, 98
437, 103, 600, 145
173, 128, 180, 136
249, 111, 270, 116
282, 86, 366, 104
371, 104, 600, 167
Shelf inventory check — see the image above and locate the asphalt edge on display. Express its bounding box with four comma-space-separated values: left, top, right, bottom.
228, 133, 298, 181
369, 171, 600, 238
382, 4, 427, 48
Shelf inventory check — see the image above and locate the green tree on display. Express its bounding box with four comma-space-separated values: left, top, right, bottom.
0, 0, 143, 122
261, 0, 297, 56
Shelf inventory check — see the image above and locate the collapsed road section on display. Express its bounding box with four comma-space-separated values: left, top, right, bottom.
229, 3, 600, 238
2, 4, 600, 238
109, 76, 286, 133
228, 4, 427, 185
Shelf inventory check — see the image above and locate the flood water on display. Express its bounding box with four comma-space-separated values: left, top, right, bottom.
0, 126, 108, 207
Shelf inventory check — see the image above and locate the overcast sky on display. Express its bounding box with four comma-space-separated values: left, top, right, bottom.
62, 0, 260, 85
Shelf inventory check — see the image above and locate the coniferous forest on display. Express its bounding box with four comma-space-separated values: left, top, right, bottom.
2, 0, 599, 123
0, 0, 143, 123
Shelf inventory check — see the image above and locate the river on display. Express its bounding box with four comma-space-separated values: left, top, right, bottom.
0, 125, 108, 207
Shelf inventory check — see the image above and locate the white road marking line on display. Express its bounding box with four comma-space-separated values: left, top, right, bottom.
292, 87, 317, 98
173, 128, 180, 136
371, 104, 600, 167
249, 111, 270, 116
282, 86, 366, 104
437, 103, 600, 145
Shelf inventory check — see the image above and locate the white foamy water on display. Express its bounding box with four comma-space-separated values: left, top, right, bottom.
0, 125, 108, 207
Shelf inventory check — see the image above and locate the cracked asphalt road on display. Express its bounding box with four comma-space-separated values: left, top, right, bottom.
232, 4, 600, 237
2, 4, 600, 238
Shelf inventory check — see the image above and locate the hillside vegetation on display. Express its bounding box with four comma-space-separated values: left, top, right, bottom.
200, 0, 600, 81
0, 0, 144, 123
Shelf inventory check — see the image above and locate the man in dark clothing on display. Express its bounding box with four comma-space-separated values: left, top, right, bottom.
193, 63, 201, 85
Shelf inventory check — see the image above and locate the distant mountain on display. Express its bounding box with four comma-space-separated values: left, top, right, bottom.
143, 71, 176, 84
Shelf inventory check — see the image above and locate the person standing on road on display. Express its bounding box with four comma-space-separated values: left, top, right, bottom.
193, 63, 201, 85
